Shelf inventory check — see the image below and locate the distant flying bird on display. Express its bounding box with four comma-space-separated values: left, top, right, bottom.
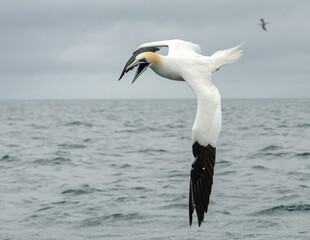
259, 18, 269, 31
118, 39, 244, 226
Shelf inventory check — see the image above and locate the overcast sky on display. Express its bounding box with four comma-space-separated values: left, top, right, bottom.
1, 0, 309, 99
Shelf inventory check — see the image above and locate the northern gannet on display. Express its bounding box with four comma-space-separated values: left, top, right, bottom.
118, 39, 244, 226
259, 18, 269, 31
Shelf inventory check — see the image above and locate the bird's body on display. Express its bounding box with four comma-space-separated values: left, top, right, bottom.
259, 18, 269, 31
119, 39, 243, 226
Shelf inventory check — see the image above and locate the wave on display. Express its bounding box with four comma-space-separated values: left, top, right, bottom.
1, 155, 13, 161
261, 145, 282, 151
61, 184, 102, 195
104, 212, 143, 221
256, 204, 310, 215
79, 213, 143, 227
254, 149, 310, 159
33, 157, 71, 165
115, 126, 158, 134
124, 148, 169, 156
295, 152, 310, 158
216, 160, 231, 165
297, 123, 310, 128
65, 121, 93, 127
252, 145, 290, 158
36, 206, 54, 212
157, 203, 188, 210
217, 170, 236, 176
252, 165, 267, 170
58, 143, 87, 149
138, 148, 167, 154
0, 155, 19, 166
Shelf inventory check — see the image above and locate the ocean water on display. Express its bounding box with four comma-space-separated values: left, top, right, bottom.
0, 99, 309, 240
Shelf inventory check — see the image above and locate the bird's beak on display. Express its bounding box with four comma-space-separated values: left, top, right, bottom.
125, 59, 149, 84
126, 59, 140, 71
131, 62, 149, 84
118, 57, 150, 83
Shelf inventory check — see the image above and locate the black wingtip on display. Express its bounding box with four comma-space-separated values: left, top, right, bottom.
189, 142, 216, 227
189, 180, 194, 226
189, 206, 193, 226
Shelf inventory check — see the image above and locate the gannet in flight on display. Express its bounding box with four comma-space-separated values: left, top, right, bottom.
259, 18, 269, 31
118, 39, 244, 226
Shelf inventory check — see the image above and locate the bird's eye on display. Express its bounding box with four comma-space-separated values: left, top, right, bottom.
139, 58, 147, 63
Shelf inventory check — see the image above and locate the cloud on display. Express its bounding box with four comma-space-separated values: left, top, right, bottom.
0, 0, 310, 99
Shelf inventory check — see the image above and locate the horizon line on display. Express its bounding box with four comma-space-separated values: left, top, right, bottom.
0, 97, 309, 101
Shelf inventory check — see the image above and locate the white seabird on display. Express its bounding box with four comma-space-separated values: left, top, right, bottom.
118, 39, 244, 226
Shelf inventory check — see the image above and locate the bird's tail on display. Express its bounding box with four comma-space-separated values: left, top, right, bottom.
210, 42, 244, 71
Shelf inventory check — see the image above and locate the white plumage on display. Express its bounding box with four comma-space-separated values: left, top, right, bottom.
139, 39, 202, 56
119, 39, 244, 226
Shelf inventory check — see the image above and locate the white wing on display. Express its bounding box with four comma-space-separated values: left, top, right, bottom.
181, 71, 222, 148
192, 85, 222, 147
182, 72, 221, 226
138, 39, 202, 57
182, 71, 221, 226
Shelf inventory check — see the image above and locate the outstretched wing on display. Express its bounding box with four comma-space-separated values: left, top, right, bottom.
189, 91, 221, 226
183, 73, 222, 226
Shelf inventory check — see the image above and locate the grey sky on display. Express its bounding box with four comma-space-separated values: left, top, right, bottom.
0, 0, 309, 99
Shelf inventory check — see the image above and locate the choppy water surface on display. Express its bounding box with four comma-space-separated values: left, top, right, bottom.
0, 99, 309, 240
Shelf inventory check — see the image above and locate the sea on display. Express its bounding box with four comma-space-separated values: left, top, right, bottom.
0, 99, 309, 240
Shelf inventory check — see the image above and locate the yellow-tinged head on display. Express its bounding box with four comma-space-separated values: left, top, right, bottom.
136, 52, 162, 68
126, 52, 162, 84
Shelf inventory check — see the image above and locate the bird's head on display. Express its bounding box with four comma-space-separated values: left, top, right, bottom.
119, 52, 162, 84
